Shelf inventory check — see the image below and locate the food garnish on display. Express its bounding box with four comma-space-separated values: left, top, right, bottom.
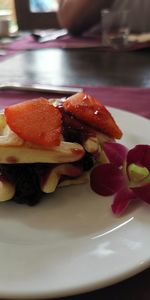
90, 143, 150, 215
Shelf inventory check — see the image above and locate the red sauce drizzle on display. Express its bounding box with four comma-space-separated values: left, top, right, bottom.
6, 156, 18, 164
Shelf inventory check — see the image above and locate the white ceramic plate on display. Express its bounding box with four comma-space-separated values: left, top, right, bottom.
0, 108, 150, 299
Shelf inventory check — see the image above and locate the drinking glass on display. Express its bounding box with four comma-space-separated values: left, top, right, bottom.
101, 9, 130, 49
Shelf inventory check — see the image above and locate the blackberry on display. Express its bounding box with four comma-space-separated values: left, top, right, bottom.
82, 153, 94, 171
0, 164, 45, 206
11, 164, 43, 206
75, 153, 94, 172
62, 126, 82, 143
0, 164, 14, 182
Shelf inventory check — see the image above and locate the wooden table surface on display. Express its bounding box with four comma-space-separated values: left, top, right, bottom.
0, 48, 150, 300
1, 48, 150, 87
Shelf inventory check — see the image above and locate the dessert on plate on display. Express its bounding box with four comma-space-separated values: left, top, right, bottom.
0, 92, 122, 205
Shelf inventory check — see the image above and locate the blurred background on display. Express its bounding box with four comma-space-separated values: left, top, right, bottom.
0, 0, 59, 33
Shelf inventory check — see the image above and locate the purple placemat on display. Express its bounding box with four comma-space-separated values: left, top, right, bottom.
0, 86, 150, 119
8, 34, 102, 51
0, 33, 150, 62
0, 34, 102, 63
7, 33, 150, 51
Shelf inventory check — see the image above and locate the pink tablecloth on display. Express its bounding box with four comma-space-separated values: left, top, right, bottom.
0, 86, 150, 119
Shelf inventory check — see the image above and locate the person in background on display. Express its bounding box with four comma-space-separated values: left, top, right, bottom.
57, 0, 150, 34
57, 0, 112, 35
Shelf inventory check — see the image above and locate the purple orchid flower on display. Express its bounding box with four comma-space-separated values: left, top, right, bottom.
90, 143, 150, 215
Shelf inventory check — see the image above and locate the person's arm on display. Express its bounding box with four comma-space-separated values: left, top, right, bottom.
57, 0, 113, 35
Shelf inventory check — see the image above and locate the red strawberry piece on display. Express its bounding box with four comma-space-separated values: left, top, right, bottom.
63, 92, 122, 139
5, 97, 62, 147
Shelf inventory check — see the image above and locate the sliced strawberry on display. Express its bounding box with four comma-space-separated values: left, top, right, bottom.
63, 92, 122, 139
5, 98, 62, 147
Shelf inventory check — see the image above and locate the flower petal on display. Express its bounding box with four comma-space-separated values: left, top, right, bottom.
127, 145, 150, 169
90, 163, 124, 196
103, 142, 128, 167
112, 187, 136, 215
131, 183, 150, 204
